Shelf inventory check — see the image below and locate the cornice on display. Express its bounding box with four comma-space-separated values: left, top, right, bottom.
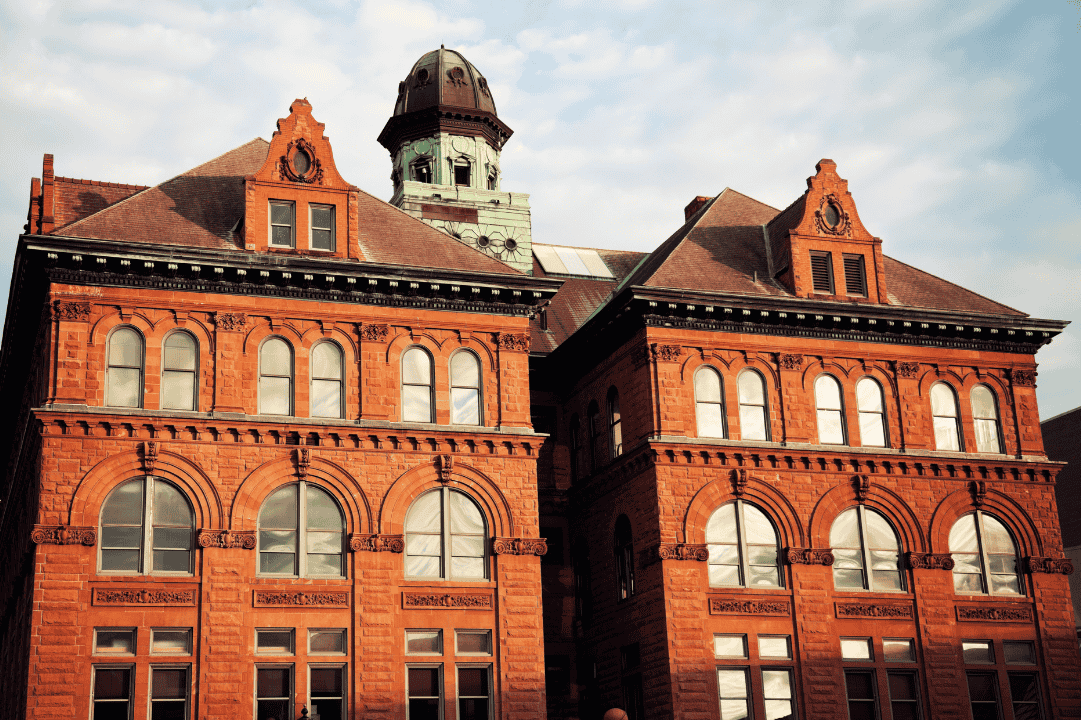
377, 106, 513, 153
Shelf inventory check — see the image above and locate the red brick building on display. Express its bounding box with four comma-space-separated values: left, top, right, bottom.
1, 48, 1078, 720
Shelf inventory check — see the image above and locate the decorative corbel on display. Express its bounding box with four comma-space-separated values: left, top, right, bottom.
143, 441, 159, 475
731, 468, 749, 496
436, 454, 453, 484
970, 480, 987, 507
296, 448, 311, 479
854, 474, 871, 502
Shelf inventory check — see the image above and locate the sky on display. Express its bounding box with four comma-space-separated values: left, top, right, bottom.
0, 0, 1078, 419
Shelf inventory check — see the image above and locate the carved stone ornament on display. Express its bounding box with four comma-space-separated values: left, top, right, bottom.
447, 66, 467, 87
1024, 556, 1075, 575
709, 598, 791, 616
779, 354, 804, 370
93, 588, 196, 606
836, 602, 914, 619
31, 525, 97, 546
197, 530, 257, 550
813, 193, 852, 236
785, 548, 835, 566
214, 312, 248, 331
361, 324, 390, 342
651, 543, 709, 562
349, 534, 405, 553
906, 552, 955, 571
1010, 369, 1037, 388
492, 537, 549, 556
53, 300, 91, 322
854, 474, 871, 502
403, 592, 493, 609
477, 76, 491, 97
497, 333, 530, 352
436, 454, 453, 484
970, 480, 988, 507
895, 362, 920, 379
295, 447, 312, 479
255, 591, 348, 607
651, 344, 682, 362
731, 468, 749, 497
278, 137, 325, 185
142, 441, 158, 474
956, 605, 1032, 623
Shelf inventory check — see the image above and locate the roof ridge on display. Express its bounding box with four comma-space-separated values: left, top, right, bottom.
55, 176, 150, 191
884, 254, 1026, 317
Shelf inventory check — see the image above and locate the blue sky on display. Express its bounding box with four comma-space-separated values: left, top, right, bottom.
1, 0, 1078, 418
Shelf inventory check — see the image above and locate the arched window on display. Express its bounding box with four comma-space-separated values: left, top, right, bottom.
614, 515, 635, 601
100, 478, 194, 574
569, 415, 581, 484
694, 367, 726, 438
402, 347, 434, 423
587, 401, 601, 472
107, 327, 144, 408
259, 338, 293, 416
814, 375, 846, 445
310, 342, 343, 419
450, 351, 482, 425
737, 370, 769, 441
404, 488, 487, 580
949, 512, 1021, 595
856, 377, 887, 447
607, 387, 622, 459
830, 507, 903, 591
161, 332, 197, 411
706, 502, 782, 588
931, 383, 962, 451
258, 482, 344, 577
971, 386, 1002, 453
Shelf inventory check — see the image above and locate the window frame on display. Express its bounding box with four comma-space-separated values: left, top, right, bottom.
694, 365, 727, 439
949, 511, 1023, 597
452, 159, 471, 187
269, 200, 296, 248
256, 481, 347, 579
844, 668, 879, 720
842, 253, 867, 297
810, 250, 835, 294
254, 664, 294, 720
614, 514, 636, 602
310, 340, 345, 420
308, 663, 347, 720
411, 157, 434, 184
149, 664, 191, 720
406, 663, 443, 720
607, 387, 623, 459
91, 664, 134, 720
930, 382, 964, 452
401, 346, 435, 424
706, 500, 784, 589
161, 330, 198, 411
309, 629, 347, 656
449, 349, 483, 426
93, 628, 136, 656
970, 385, 1003, 454
106, 325, 145, 409
98, 476, 195, 576
829, 505, 905, 592
309, 203, 336, 251
814, 373, 848, 445
404, 488, 489, 582
455, 663, 493, 720
258, 336, 294, 416
736, 369, 770, 441
150, 628, 193, 656
855, 376, 888, 448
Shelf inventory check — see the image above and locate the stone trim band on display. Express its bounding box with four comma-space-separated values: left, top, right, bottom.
403, 592, 493, 609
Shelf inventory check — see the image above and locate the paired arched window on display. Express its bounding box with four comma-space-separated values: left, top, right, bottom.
949, 512, 1021, 595
971, 386, 1002, 453
694, 367, 726, 438
931, 383, 962, 451
161, 332, 198, 411
706, 502, 782, 588
258, 482, 345, 577
814, 375, 846, 445
107, 327, 144, 408
259, 338, 293, 415
100, 477, 194, 574
614, 515, 635, 601
856, 377, 887, 447
569, 415, 581, 484
737, 370, 769, 441
402, 347, 435, 423
607, 387, 622, 459
405, 488, 487, 580
450, 351, 482, 425
310, 342, 343, 419
830, 507, 903, 591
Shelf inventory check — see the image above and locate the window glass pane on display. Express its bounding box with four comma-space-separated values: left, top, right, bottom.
845, 670, 875, 699
408, 667, 439, 694
981, 516, 1016, 554
95, 668, 131, 699
458, 667, 489, 696
962, 641, 994, 664
110, 329, 143, 367
865, 511, 899, 550
406, 492, 442, 533
311, 206, 333, 229
738, 372, 765, 405
871, 565, 903, 592
451, 388, 480, 425
971, 386, 996, 419
1003, 642, 1035, 665
312, 229, 333, 251
402, 385, 432, 422
311, 343, 342, 380
259, 552, 295, 575
259, 377, 291, 415
739, 406, 767, 440
949, 515, 979, 552
713, 635, 746, 658
260, 339, 291, 375
405, 555, 440, 577
762, 670, 792, 699
96, 630, 135, 654
451, 556, 485, 578
817, 409, 845, 444
830, 508, 861, 548
163, 334, 196, 371
101, 549, 141, 572
1008, 673, 1040, 707
162, 371, 196, 411
888, 672, 917, 700
109, 367, 142, 407
256, 630, 293, 654
310, 667, 342, 695
306, 486, 342, 531
152, 549, 190, 573
310, 630, 346, 654
759, 636, 791, 658
270, 203, 292, 226
101, 526, 143, 549
152, 527, 193, 550
260, 530, 297, 554
451, 535, 485, 557
456, 631, 491, 655
151, 669, 186, 699
856, 378, 883, 412
742, 504, 776, 545
153, 482, 193, 528
151, 630, 191, 654
406, 533, 442, 556
307, 553, 342, 577
307, 530, 342, 554
452, 352, 480, 387
933, 417, 961, 451
990, 572, 1021, 595
402, 348, 432, 384
717, 669, 748, 697
695, 368, 722, 402
815, 376, 843, 410
931, 384, 958, 416
271, 224, 292, 247
708, 562, 740, 586
706, 504, 737, 543
697, 402, 725, 438
859, 411, 886, 447
841, 638, 873, 660
883, 639, 915, 662
975, 419, 1000, 453
102, 481, 144, 526
449, 492, 485, 535
261, 486, 298, 530
311, 379, 342, 418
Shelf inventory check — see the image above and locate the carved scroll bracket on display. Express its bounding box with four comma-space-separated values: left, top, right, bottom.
785, 548, 835, 566
349, 534, 405, 553
1024, 556, 1074, 575
492, 537, 548, 556
197, 530, 257, 550
906, 552, 955, 571
649, 543, 708, 563
31, 525, 97, 546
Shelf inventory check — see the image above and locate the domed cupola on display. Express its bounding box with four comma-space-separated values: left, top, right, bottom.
377, 46, 533, 273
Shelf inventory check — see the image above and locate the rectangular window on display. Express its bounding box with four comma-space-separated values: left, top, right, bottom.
270, 201, 295, 248
256, 666, 293, 720
407, 665, 442, 720
457, 665, 492, 720
1008, 673, 1043, 720
967, 672, 1001, 720
454, 164, 471, 187
884, 638, 916, 663
455, 630, 492, 656
310, 665, 345, 720
810, 251, 834, 293
310, 204, 335, 251
92, 666, 132, 720
758, 635, 792, 659
841, 637, 874, 661
151, 629, 191, 655
406, 629, 443, 655
888, 671, 922, 720
843, 254, 867, 296
256, 629, 295, 655
94, 629, 136, 655
714, 634, 748, 659
150, 666, 189, 720
716, 668, 750, 720
309, 629, 346, 655
845, 670, 878, 720
1003, 641, 1036, 665
962, 640, 994, 664
762, 669, 796, 720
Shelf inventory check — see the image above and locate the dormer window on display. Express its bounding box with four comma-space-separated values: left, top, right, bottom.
310, 204, 335, 251
810, 251, 834, 294
270, 201, 295, 248
454, 161, 470, 187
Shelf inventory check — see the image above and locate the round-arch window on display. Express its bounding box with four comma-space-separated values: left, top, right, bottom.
100, 478, 194, 574
162, 332, 197, 411
830, 507, 903, 591
405, 488, 487, 580
949, 512, 1020, 595
258, 482, 344, 577
706, 502, 781, 588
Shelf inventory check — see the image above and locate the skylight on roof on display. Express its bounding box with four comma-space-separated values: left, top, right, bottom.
534, 245, 614, 279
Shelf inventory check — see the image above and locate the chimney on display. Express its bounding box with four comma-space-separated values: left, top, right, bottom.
684, 195, 711, 222
41, 154, 56, 234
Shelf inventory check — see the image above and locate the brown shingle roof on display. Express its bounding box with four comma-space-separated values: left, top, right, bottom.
53, 177, 149, 230
883, 256, 1024, 316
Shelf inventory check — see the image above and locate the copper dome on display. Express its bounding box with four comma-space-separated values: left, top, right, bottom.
393, 47, 498, 117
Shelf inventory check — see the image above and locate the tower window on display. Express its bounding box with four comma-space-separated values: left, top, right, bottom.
843, 254, 867, 296
810, 251, 834, 293
310, 204, 335, 251
411, 160, 432, 184
269, 201, 295, 248
454, 163, 470, 187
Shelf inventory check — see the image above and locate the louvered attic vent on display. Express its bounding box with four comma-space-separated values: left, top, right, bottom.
810, 252, 833, 293
843, 254, 867, 296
